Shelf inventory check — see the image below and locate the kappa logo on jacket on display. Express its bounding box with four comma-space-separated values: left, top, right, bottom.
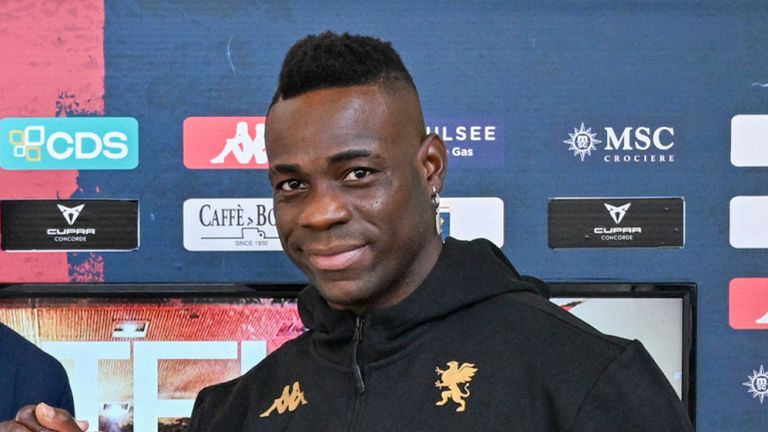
260, 381, 308, 417
435, 361, 477, 412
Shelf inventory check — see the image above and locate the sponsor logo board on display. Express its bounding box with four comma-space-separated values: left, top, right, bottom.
183, 199, 281, 251
0, 200, 139, 251
183, 116, 268, 169
731, 115, 768, 167
426, 120, 503, 168
729, 278, 768, 329
438, 197, 504, 247
0, 117, 138, 170
548, 197, 685, 248
730, 196, 768, 248
563, 122, 676, 164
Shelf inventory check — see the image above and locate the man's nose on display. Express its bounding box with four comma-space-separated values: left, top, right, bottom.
298, 185, 352, 230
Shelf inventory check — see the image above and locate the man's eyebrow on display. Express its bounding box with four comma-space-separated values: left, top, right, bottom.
270, 163, 302, 175
327, 149, 373, 164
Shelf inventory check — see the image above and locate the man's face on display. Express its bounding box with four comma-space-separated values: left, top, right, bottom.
265, 85, 444, 313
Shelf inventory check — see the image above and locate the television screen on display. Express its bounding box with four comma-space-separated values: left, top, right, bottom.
0, 282, 695, 431
549, 282, 695, 409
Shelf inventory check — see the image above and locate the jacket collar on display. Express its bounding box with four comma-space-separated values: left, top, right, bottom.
297, 238, 537, 365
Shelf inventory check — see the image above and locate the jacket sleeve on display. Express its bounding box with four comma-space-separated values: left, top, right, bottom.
54, 369, 76, 417
569, 340, 693, 432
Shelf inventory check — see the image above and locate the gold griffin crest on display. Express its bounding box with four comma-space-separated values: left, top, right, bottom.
435, 361, 477, 412
260, 381, 308, 417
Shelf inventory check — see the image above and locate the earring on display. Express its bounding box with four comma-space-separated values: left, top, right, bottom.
432, 186, 441, 236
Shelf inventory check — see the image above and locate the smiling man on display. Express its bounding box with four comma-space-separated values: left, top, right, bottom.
186, 32, 693, 431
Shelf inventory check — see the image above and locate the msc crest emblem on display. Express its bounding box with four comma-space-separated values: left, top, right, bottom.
435, 361, 477, 412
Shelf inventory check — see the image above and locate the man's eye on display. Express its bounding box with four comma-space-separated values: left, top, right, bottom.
343, 168, 374, 182
279, 179, 305, 191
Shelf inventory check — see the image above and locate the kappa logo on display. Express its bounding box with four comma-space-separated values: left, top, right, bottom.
57, 204, 85, 226
210, 121, 267, 165
260, 381, 308, 417
744, 365, 768, 404
435, 361, 477, 413
183, 117, 268, 169
604, 203, 631, 224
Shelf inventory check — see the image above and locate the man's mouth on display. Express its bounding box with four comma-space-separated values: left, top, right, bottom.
304, 245, 368, 271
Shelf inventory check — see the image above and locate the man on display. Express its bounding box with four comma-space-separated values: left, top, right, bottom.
0, 322, 87, 432
189, 32, 693, 431
11, 31, 693, 432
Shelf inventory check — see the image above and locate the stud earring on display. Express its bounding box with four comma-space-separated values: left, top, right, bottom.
432, 186, 441, 236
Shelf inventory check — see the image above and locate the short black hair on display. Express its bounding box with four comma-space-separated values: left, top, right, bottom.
270, 31, 417, 108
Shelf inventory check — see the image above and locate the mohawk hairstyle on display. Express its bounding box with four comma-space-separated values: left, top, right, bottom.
270, 31, 417, 108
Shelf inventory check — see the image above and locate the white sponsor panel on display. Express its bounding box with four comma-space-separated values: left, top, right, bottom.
183, 198, 282, 251
731, 115, 768, 167
439, 197, 504, 247
730, 196, 768, 248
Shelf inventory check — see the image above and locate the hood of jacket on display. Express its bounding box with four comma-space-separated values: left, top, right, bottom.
297, 237, 540, 366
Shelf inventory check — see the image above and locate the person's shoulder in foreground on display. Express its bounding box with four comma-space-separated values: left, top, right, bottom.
189, 30, 694, 431
0, 322, 75, 421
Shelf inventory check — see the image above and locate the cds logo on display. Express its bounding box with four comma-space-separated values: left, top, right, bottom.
426, 119, 504, 168
0, 117, 138, 170
183, 117, 268, 169
564, 122, 676, 164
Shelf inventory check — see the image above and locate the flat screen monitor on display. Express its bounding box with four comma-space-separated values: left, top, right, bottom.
0, 282, 695, 431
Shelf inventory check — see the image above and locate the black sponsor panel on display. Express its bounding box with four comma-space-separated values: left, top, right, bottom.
548, 198, 684, 248
1, 200, 139, 251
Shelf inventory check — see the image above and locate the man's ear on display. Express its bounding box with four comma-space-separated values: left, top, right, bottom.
417, 133, 447, 192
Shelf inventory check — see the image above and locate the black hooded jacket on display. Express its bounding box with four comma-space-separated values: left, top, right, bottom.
190, 238, 693, 431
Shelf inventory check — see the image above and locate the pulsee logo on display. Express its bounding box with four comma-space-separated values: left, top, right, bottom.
183, 116, 268, 169
0, 117, 138, 170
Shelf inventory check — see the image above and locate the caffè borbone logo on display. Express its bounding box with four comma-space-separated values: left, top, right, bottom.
564, 122, 676, 164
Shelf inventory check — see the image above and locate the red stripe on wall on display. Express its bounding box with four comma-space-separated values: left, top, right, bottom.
0, 0, 105, 282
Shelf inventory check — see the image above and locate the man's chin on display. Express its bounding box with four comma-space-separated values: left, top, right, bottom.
314, 280, 372, 313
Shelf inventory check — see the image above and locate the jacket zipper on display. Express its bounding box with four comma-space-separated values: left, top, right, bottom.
352, 316, 366, 393
347, 316, 366, 432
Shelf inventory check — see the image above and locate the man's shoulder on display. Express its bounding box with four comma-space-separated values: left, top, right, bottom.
0, 323, 65, 371
471, 289, 631, 355
194, 332, 312, 407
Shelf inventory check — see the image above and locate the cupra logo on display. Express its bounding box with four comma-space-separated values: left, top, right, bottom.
57, 204, 85, 226
604, 203, 631, 224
